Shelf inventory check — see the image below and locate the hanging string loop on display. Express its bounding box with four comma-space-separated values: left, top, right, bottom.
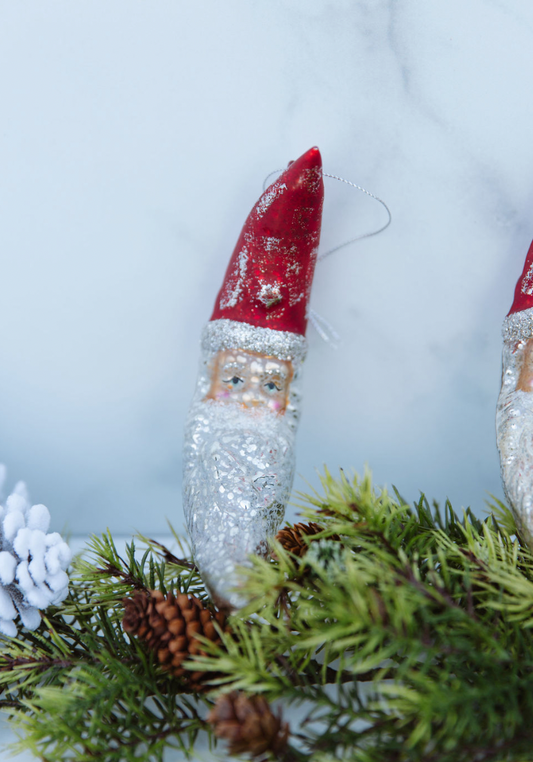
317, 173, 391, 262
262, 162, 392, 347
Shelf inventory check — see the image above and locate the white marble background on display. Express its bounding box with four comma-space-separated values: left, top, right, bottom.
2, 1, 533, 759
1, 0, 532, 542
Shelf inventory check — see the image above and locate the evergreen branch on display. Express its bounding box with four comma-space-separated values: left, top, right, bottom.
3, 469, 533, 760
94, 561, 150, 591
143, 537, 198, 572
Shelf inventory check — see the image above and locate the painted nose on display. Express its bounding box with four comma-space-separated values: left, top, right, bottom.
242, 394, 263, 408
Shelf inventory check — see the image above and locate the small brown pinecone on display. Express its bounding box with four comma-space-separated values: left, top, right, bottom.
276, 521, 333, 557
122, 589, 152, 640
208, 691, 289, 759
122, 590, 228, 691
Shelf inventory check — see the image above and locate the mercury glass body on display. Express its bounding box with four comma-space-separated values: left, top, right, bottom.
183, 320, 305, 609
497, 323, 533, 550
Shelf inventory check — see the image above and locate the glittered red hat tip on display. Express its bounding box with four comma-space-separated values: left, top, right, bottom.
508, 239, 533, 316
210, 147, 324, 336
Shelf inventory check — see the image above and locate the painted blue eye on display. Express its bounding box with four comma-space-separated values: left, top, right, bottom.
264, 381, 281, 393
224, 376, 244, 389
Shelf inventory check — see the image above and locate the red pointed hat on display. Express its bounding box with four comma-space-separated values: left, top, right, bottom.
508, 239, 533, 316
210, 147, 324, 336
501, 238, 533, 344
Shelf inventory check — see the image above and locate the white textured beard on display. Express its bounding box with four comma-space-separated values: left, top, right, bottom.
183, 396, 296, 609
496, 340, 533, 549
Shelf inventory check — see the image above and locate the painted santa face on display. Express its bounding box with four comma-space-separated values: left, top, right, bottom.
206, 349, 293, 413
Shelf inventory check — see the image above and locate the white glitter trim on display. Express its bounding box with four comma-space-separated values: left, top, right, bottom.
502, 308, 533, 342
202, 319, 307, 363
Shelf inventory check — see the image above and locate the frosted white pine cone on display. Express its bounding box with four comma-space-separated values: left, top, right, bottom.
0, 466, 72, 637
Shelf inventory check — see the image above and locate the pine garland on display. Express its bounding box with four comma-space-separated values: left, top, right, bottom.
0, 469, 533, 760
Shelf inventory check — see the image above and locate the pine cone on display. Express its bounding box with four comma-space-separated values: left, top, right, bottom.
122, 590, 152, 640
208, 691, 289, 758
123, 590, 228, 691
276, 521, 337, 557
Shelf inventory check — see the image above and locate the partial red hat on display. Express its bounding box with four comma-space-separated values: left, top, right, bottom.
508, 239, 533, 315
210, 147, 324, 336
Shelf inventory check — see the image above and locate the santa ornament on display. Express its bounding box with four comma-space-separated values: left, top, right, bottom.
497, 240, 533, 549
183, 147, 323, 609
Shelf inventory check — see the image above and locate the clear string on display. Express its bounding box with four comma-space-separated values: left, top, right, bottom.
262, 169, 282, 191
308, 309, 340, 349
263, 169, 391, 259
317, 172, 391, 262
262, 165, 392, 348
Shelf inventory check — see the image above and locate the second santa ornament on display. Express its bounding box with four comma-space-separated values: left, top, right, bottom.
183, 147, 324, 609
497, 239, 533, 550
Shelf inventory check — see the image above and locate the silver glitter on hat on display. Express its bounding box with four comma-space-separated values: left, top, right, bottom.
502, 307, 533, 343
257, 283, 283, 308
202, 319, 307, 365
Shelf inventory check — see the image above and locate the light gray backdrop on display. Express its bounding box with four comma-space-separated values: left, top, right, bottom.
0, 0, 530, 535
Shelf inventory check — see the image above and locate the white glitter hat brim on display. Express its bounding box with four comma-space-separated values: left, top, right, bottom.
502, 308, 533, 343
202, 319, 307, 363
